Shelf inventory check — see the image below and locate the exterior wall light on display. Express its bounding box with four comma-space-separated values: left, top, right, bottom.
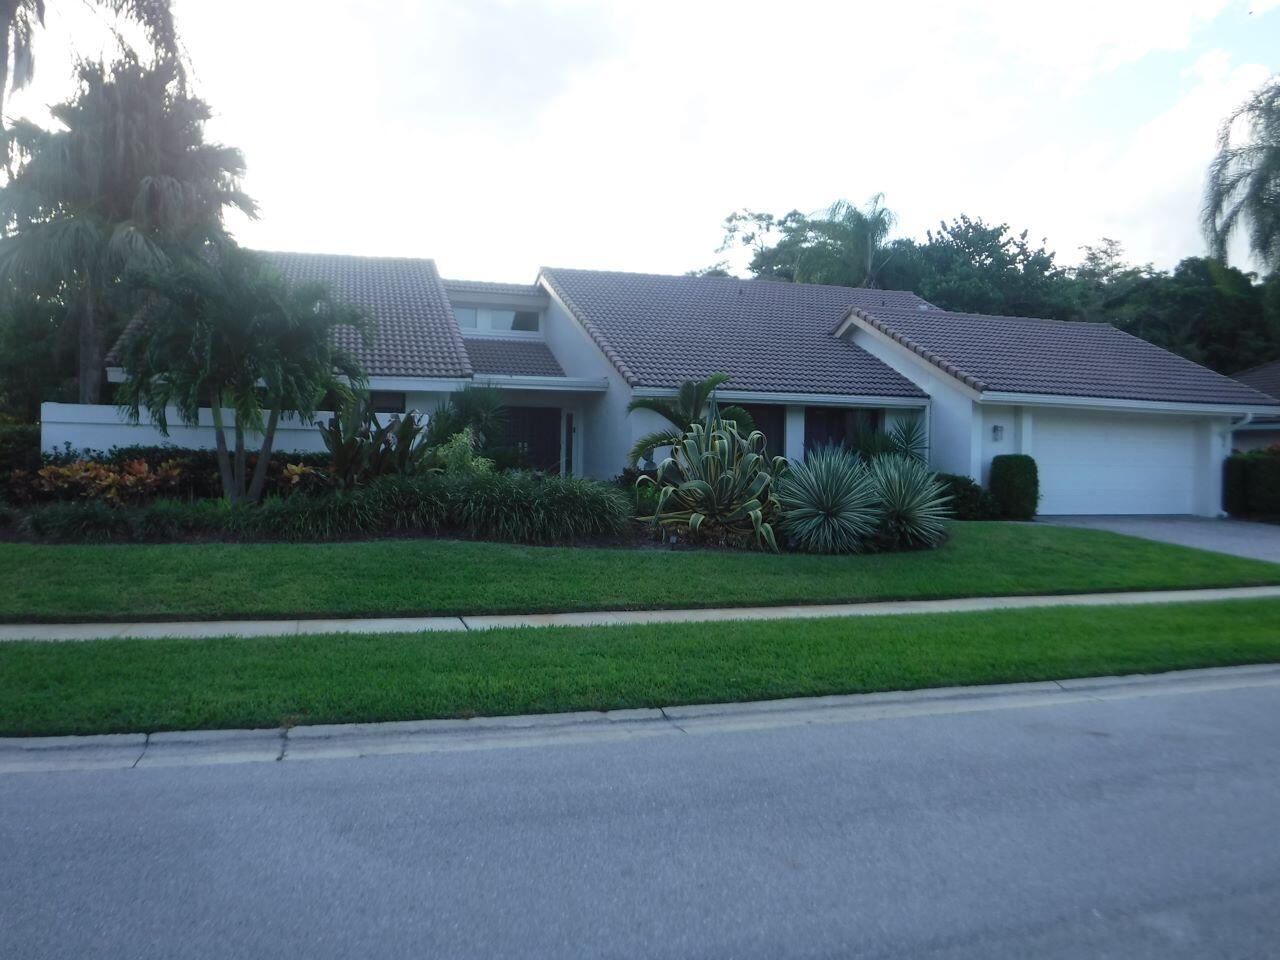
992, 424, 1004, 441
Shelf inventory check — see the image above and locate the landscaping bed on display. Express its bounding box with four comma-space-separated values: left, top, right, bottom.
2, 597, 1278, 737
1, 522, 1278, 623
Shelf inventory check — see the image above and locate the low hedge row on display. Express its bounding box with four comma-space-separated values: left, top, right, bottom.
0, 424, 40, 478
7, 472, 633, 545
1224, 451, 1280, 517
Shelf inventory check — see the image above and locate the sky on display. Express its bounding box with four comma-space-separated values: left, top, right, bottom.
9, 0, 1280, 282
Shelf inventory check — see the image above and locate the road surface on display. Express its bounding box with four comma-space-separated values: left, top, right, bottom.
3, 680, 1279, 958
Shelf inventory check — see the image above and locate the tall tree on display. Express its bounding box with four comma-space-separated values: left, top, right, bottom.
718, 195, 899, 287
1204, 75, 1280, 275
118, 247, 371, 503
0, 0, 181, 122
0, 56, 254, 402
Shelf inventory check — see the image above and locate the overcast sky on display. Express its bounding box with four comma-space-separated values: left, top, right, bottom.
10, 0, 1279, 282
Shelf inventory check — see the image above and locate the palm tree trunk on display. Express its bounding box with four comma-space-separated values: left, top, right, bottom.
77, 288, 103, 404
233, 417, 247, 501
209, 390, 237, 502
246, 405, 280, 503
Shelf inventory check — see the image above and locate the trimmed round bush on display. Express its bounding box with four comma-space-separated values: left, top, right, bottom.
867, 454, 951, 550
988, 454, 1039, 520
935, 472, 999, 521
777, 446, 879, 553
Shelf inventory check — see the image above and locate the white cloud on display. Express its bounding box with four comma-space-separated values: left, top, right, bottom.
4, 0, 1275, 280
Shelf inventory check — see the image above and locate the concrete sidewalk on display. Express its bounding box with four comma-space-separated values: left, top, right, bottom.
3, 663, 1279, 774
2, 584, 1279, 642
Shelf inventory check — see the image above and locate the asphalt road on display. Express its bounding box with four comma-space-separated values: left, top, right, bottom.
3, 683, 1279, 959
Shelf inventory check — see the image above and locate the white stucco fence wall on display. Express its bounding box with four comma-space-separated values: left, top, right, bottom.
40, 402, 332, 455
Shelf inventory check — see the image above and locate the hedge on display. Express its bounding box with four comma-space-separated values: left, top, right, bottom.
0, 424, 40, 478
14, 472, 633, 545
935, 473, 999, 521
1224, 451, 1280, 517
988, 454, 1039, 520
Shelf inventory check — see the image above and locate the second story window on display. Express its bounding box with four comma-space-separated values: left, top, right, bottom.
454, 306, 541, 335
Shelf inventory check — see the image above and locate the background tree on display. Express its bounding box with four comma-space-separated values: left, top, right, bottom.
0, 0, 181, 121
626, 373, 756, 467
1204, 75, 1280, 275
0, 56, 255, 403
718, 195, 899, 287
117, 247, 370, 503
0, 292, 71, 420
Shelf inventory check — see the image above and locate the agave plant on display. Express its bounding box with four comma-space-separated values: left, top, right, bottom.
639, 414, 786, 550
777, 446, 879, 553
867, 454, 951, 549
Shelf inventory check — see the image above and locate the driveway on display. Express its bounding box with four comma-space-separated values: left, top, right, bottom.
3, 676, 1280, 959
1043, 515, 1280, 563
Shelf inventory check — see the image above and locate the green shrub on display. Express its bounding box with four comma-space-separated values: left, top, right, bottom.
1248, 456, 1280, 515
988, 454, 1039, 519
1223, 456, 1251, 516
444, 471, 629, 544
935, 473, 999, 520
777, 446, 879, 554
867, 454, 951, 550
0, 424, 40, 478
358, 475, 448, 533
641, 417, 784, 550
20, 501, 135, 543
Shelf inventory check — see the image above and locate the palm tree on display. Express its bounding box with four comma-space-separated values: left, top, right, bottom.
1204, 76, 1280, 274
0, 0, 181, 122
626, 372, 756, 466
117, 247, 371, 503
0, 56, 254, 402
796, 194, 899, 288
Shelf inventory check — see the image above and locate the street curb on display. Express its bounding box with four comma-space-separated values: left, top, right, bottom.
4, 663, 1280, 774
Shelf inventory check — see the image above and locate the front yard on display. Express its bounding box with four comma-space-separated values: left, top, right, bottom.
2, 522, 1279, 623
3, 597, 1278, 736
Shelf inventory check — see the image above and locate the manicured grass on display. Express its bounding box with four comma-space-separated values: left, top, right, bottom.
2, 597, 1279, 737
1, 522, 1278, 623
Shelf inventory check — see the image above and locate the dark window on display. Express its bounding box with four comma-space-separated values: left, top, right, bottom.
496, 406, 562, 472
738, 404, 785, 459
370, 391, 406, 414
804, 407, 882, 453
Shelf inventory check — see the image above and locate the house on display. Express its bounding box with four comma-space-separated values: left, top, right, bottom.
1231, 359, 1280, 452
40, 252, 1280, 516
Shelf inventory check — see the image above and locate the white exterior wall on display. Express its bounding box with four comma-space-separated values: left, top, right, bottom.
40, 402, 332, 455
846, 326, 976, 476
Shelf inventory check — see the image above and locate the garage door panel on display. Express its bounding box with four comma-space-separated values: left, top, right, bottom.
1033, 411, 1198, 515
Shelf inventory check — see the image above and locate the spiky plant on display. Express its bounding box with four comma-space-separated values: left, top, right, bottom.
626, 372, 756, 466
1204, 76, 1280, 274
867, 454, 951, 550
850, 414, 929, 463
639, 414, 785, 550
776, 446, 879, 553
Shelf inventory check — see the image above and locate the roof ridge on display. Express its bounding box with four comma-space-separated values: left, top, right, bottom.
254, 249, 439, 266
538, 265, 935, 303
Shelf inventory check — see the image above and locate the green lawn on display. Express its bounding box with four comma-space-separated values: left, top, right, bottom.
2, 597, 1278, 736
1, 522, 1278, 623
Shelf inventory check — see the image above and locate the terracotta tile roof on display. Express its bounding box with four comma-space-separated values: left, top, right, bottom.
850, 304, 1280, 407
1234, 359, 1280, 401
538, 268, 929, 397
463, 337, 566, 378
265, 252, 472, 379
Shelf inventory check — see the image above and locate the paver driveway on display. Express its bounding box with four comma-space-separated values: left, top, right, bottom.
1044, 516, 1280, 564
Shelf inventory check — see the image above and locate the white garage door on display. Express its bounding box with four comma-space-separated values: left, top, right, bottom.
1033, 411, 1199, 515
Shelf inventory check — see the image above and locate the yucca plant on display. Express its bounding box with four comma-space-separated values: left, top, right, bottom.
777, 446, 879, 553
867, 454, 951, 550
639, 414, 786, 550
850, 414, 928, 463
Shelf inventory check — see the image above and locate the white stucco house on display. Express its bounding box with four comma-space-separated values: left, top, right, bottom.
40, 252, 1280, 516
